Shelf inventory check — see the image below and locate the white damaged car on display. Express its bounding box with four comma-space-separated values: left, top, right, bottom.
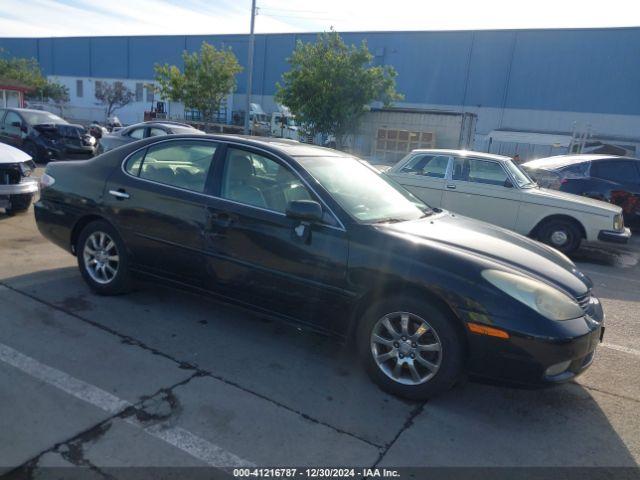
0, 143, 39, 215
385, 149, 631, 254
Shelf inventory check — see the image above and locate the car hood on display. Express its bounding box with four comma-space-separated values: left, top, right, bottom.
0, 142, 32, 163
380, 212, 590, 296
523, 186, 620, 214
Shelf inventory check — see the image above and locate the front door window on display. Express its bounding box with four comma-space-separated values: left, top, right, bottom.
220, 148, 312, 213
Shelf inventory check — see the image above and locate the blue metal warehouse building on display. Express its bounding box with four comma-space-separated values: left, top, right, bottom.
1, 27, 639, 156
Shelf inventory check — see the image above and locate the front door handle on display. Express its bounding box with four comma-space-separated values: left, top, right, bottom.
207, 210, 235, 228
108, 189, 130, 199
446, 184, 456, 190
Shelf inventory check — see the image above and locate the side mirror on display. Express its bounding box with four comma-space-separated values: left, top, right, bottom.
286, 200, 323, 222
504, 178, 514, 188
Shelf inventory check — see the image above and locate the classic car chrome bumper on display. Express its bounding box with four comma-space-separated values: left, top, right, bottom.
0, 179, 39, 196
598, 227, 631, 244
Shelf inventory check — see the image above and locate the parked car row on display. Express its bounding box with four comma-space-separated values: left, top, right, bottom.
0, 108, 96, 162
522, 154, 640, 229
384, 150, 631, 254
0, 142, 38, 215
34, 135, 606, 400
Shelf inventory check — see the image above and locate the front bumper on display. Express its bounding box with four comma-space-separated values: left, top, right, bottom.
463, 297, 605, 387
0, 179, 39, 196
598, 227, 631, 244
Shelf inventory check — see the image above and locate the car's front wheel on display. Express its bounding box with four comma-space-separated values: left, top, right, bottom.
77, 220, 132, 295
537, 218, 582, 254
357, 296, 464, 400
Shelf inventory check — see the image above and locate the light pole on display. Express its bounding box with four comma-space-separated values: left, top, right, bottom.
244, 0, 257, 135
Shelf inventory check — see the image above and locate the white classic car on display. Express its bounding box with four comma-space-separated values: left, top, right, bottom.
384, 149, 631, 253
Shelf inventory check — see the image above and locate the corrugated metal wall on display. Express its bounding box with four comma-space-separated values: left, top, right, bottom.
2, 28, 639, 116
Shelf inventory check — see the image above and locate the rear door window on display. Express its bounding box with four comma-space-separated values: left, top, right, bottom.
128, 140, 218, 193
591, 161, 640, 183
149, 127, 167, 137
128, 127, 146, 139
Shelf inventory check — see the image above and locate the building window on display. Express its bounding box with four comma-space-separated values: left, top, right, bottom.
146, 86, 154, 103
76, 80, 83, 98
94, 80, 103, 99
135, 82, 143, 102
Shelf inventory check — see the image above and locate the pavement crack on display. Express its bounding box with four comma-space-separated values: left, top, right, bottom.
2, 372, 201, 476
1, 281, 384, 450
577, 382, 640, 404
370, 400, 426, 470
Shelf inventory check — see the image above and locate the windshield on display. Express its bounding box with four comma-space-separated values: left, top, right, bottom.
298, 156, 430, 223
22, 111, 67, 125
504, 160, 536, 188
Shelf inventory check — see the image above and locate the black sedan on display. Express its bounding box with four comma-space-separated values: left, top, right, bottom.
34, 135, 604, 399
97, 121, 203, 154
523, 154, 640, 230
0, 108, 96, 162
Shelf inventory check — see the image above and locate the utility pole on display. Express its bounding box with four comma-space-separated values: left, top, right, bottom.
244, 0, 257, 135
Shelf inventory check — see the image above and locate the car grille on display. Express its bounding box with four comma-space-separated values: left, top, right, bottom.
576, 291, 592, 312
0, 166, 21, 185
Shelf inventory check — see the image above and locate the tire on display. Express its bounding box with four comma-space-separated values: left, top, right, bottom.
77, 220, 133, 295
356, 295, 464, 400
22, 141, 40, 163
537, 219, 582, 254
5, 194, 33, 215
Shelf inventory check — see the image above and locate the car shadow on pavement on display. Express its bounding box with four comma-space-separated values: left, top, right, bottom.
2, 267, 638, 467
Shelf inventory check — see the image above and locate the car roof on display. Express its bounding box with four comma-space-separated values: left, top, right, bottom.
410, 149, 513, 162
127, 121, 197, 130
523, 154, 639, 170
127, 133, 351, 158
219, 135, 350, 157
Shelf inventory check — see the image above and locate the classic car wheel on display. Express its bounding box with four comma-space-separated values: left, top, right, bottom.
77, 220, 132, 295
538, 219, 581, 254
357, 296, 463, 400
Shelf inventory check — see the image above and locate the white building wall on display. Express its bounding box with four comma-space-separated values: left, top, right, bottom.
45, 76, 640, 157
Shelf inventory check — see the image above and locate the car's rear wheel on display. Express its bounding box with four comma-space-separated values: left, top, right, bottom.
537, 219, 582, 254
357, 296, 464, 400
77, 220, 132, 295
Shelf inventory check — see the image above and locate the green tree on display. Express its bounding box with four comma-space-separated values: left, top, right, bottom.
276, 30, 402, 148
95, 81, 134, 117
154, 42, 243, 122
0, 49, 68, 103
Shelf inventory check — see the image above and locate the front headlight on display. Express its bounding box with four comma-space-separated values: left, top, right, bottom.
482, 269, 584, 321
613, 213, 624, 231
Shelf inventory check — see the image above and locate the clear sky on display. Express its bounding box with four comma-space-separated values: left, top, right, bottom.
1, 0, 639, 37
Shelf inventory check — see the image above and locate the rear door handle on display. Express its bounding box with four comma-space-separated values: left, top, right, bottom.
446, 184, 456, 189
108, 189, 130, 199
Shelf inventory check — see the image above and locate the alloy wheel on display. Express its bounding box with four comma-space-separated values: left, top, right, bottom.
370, 311, 442, 386
83, 231, 120, 284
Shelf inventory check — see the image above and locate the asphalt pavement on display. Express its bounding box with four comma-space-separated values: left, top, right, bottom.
0, 191, 639, 478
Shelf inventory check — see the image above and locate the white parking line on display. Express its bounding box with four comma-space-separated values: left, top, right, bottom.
0, 342, 254, 468
579, 269, 640, 285
602, 343, 640, 357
